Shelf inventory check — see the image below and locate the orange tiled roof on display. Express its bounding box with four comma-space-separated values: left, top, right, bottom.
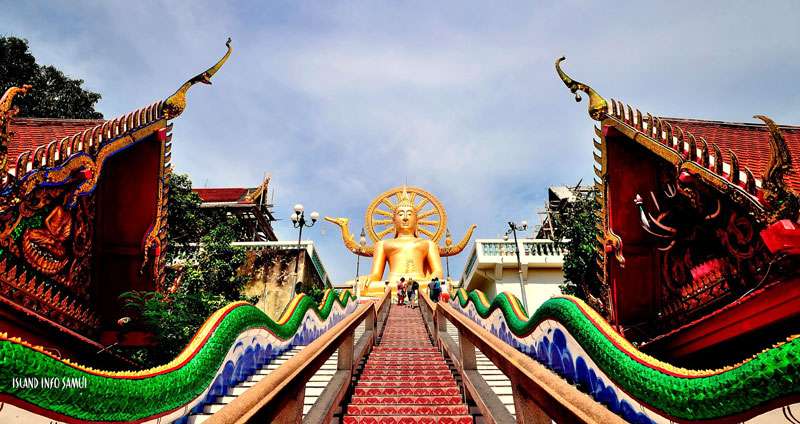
7, 117, 105, 170
661, 118, 800, 192
193, 188, 251, 203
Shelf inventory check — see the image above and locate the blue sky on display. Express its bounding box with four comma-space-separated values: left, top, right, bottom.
2, 1, 799, 283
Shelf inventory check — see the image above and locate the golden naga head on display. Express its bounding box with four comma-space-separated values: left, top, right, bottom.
325, 185, 476, 257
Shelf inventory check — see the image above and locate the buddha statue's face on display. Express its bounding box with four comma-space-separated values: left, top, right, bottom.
393, 205, 417, 236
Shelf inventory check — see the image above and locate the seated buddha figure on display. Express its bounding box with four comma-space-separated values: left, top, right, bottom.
361, 188, 443, 297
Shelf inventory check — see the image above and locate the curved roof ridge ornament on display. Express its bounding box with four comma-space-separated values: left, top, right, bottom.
162, 37, 232, 120
754, 114, 799, 220
711, 142, 723, 174
555, 57, 608, 121
0, 84, 32, 173
728, 149, 741, 185
0, 84, 32, 115
755, 115, 792, 192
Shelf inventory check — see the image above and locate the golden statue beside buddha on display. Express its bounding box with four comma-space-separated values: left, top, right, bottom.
326, 186, 475, 297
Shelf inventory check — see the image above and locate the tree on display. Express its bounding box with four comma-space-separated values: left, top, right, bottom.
554, 188, 603, 305
165, 173, 251, 254
122, 173, 252, 365
124, 223, 250, 364
303, 284, 326, 304
0, 36, 102, 119
182, 222, 249, 301
164, 173, 211, 260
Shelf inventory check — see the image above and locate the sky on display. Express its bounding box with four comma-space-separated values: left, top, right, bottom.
2, 1, 799, 283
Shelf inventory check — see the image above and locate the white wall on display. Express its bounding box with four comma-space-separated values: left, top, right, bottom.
490, 268, 563, 315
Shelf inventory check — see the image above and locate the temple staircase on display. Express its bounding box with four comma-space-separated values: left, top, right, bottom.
188, 324, 366, 423
446, 323, 516, 419
342, 306, 472, 423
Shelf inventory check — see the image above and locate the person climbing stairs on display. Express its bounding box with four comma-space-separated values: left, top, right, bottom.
343, 305, 472, 423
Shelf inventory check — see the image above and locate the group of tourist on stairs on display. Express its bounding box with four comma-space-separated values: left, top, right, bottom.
392, 277, 449, 307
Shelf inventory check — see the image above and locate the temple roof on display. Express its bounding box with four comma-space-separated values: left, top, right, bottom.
661, 117, 800, 192
193, 178, 277, 241
554, 58, 800, 213
7, 117, 105, 169
194, 187, 252, 204
596, 97, 800, 213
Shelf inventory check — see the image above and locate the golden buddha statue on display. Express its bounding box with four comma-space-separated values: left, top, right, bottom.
326, 186, 476, 297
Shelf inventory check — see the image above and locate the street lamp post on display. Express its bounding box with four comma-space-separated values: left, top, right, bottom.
504, 220, 529, 311
444, 228, 452, 281
290, 204, 319, 286
355, 227, 366, 297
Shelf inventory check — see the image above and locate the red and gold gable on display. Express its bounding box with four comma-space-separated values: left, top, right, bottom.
556, 58, 800, 365
0, 39, 232, 365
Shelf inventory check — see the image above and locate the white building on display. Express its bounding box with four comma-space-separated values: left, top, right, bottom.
460, 239, 565, 314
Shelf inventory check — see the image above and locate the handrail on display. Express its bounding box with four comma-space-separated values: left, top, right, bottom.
428, 298, 625, 424
207, 291, 391, 424
419, 290, 436, 337
375, 288, 392, 340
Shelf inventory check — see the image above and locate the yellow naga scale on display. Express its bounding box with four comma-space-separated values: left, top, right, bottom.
326, 186, 476, 297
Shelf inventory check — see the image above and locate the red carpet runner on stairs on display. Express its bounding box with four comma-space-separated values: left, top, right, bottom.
343, 305, 472, 424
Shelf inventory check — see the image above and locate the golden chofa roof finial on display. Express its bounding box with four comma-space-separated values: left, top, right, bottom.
0, 84, 32, 171
162, 37, 233, 120
0, 84, 31, 115
555, 57, 607, 121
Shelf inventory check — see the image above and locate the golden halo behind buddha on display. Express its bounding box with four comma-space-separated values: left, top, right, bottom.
364, 186, 447, 243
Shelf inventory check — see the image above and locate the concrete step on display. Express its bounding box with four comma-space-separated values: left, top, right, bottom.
188, 346, 312, 422
186, 339, 355, 421
343, 416, 471, 424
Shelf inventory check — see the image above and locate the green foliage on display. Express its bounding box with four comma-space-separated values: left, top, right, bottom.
0, 37, 102, 119
183, 222, 249, 301
123, 173, 250, 365
165, 173, 252, 247
164, 173, 208, 261
120, 290, 229, 364
303, 284, 326, 303
553, 188, 602, 302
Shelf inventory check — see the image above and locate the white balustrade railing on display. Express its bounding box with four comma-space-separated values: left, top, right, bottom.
460, 239, 565, 286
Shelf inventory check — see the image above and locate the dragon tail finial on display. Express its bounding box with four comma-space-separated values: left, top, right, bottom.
755, 115, 792, 190
555, 57, 607, 121
439, 224, 476, 257
754, 114, 799, 220
162, 37, 233, 120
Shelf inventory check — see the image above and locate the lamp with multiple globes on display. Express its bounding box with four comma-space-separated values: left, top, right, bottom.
290, 203, 319, 277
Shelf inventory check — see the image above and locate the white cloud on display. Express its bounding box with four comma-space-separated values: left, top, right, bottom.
2, 0, 799, 281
